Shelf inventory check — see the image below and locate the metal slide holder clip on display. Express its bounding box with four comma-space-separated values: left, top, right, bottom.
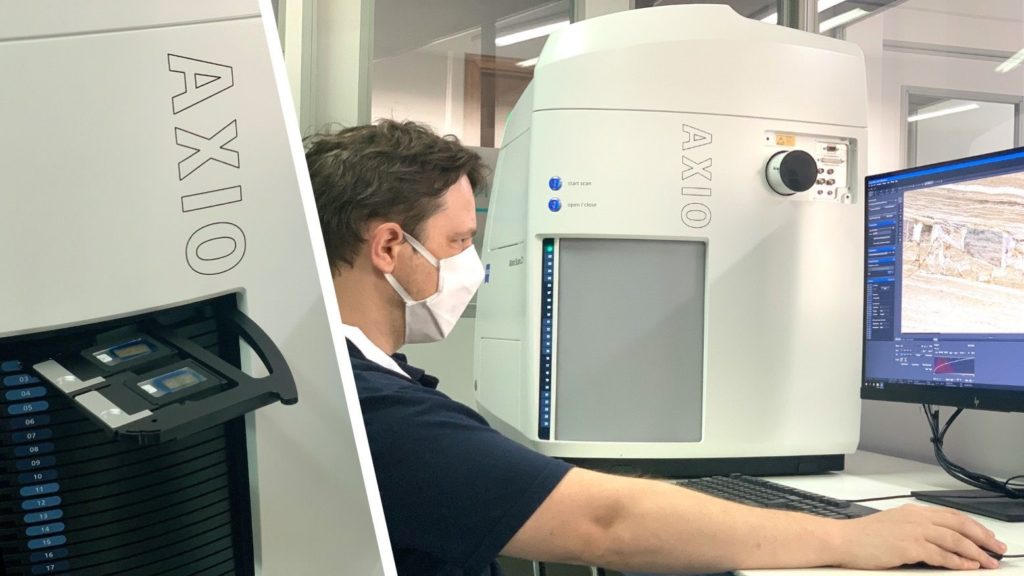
33, 308, 297, 445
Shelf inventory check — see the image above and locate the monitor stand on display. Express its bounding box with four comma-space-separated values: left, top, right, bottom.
912, 489, 1024, 522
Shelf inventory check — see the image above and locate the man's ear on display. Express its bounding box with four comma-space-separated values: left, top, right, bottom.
366, 222, 405, 274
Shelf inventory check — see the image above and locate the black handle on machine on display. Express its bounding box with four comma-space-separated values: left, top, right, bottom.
115, 309, 299, 444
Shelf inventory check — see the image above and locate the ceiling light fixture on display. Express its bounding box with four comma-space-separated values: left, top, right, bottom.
908, 103, 980, 123
495, 20, 570, 47
761, 0, 848, 25
996, 48, 1024, 74
819, 8, 869, 32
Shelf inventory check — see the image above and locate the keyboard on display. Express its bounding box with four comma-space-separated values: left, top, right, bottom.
675, 474, 878, 519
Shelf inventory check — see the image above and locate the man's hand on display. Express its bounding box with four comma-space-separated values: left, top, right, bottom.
833, 504, 1005, 570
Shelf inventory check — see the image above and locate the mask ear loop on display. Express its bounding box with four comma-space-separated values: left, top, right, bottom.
403, 233, 439, 267
384, 272, 417, 303
385, 231, 441, 303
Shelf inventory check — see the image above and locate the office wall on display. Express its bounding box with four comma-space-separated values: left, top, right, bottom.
847, 0, 1024, 478
371, 50, 464, 135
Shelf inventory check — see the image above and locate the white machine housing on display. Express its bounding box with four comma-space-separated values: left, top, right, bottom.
475, 5, 867, 472
0, 1, 394, 574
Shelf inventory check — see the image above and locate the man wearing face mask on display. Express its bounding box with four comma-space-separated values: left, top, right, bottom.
306, 120, 1005, 576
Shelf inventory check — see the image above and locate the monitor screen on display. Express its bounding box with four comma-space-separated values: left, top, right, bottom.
862, 147, 1024, 412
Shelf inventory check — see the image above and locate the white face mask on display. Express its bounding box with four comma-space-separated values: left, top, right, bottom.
385, 233, 484, 344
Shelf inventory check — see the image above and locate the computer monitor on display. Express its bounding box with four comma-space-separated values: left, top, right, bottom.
862, 146, 1024, 522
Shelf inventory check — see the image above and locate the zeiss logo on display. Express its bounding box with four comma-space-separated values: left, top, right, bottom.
681, 124, 712, 229
169, 54, 246, 276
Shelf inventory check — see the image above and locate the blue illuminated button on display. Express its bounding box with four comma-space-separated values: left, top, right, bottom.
16, 456, 57, 471
1, 360, 22, 372
25, 522, 65, 537
4, 374, 40, 387
10, 414, 51, 429
548, 177, 562, 191
548, 198, 562, 212
24, 509, 63, 524
6, 386, 47, 401
14, 443, 55, 458
8, 401, 49, 415
20, 483, 60, 498
30, 548, 68, 562
13, 429, 54, 444
27, 535, 66, 550
32, 561, 70, 575
22, 496, 61, 510
19, 469, 58, 485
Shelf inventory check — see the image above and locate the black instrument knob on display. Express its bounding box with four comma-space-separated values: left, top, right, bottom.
766, 150, 818, 195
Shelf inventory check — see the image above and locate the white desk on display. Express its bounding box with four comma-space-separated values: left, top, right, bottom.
742, 451, 1024, 576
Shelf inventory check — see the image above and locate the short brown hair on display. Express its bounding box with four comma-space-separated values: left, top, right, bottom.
305, 120, 486, 271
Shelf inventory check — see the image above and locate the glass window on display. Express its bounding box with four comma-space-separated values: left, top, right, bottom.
371, 0, 572, 147
907, 91, 1020, 167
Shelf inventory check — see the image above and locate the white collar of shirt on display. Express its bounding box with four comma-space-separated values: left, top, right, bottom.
340, 324, 410, 378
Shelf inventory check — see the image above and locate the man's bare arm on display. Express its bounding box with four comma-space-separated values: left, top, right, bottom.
502, 468, 1005, 572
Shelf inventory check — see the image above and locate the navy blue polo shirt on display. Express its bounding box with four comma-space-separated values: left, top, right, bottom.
348, 340, 573, 576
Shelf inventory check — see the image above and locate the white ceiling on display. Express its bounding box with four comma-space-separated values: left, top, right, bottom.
895, 0, 1024, 23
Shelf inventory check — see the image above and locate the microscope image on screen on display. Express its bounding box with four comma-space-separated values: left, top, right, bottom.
900, 172, 1024, 335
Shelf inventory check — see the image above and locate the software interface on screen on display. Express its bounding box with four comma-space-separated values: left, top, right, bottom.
864, 150, 1024, 394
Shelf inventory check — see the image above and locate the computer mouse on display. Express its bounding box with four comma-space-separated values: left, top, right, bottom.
982, 547, 1004, 561
900, 548, 1002, 569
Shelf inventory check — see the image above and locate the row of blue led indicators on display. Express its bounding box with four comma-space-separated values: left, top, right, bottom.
538, 240, 556, 440
2, 359, 70, 574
